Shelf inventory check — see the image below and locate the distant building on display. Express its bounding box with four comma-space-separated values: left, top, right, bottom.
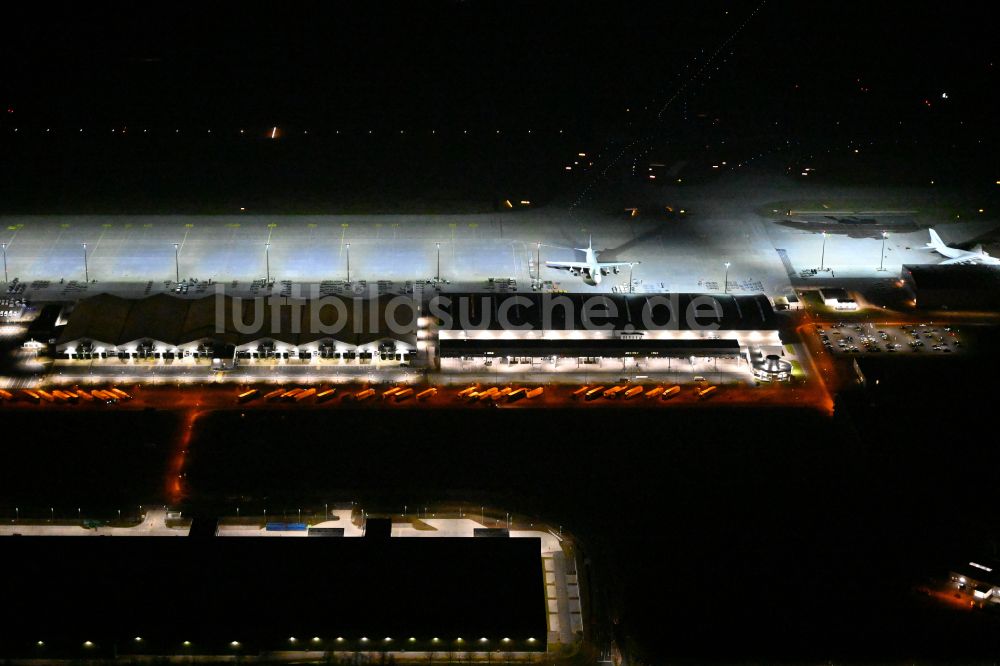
903, 264, 1000, 311
773, 293, 802, 311
949, 560, 1000, 603
818, 288, 857, 311
751, 352, 793, 382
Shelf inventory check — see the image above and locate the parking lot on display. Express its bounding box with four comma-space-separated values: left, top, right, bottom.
815, 322, 964, 355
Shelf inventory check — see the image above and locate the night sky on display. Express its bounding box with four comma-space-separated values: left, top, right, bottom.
2, 2, 996, 140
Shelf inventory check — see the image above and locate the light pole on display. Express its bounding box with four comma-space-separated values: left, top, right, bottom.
878, 231, 888, 271
1, 242, 7, 283
536, 242, 541, 282
173, 243, 180, 284
265, 242, 271, 283
819, 231, 828, 272
723, 261, 731, 294
82, 243, 89, 282
346, 243, 351, 283
628, 262, 639, 294
436, 242, 441, 282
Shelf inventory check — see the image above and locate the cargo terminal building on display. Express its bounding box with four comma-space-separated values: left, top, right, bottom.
426, 292, 783, 378
55, 293, 417, 366
52, 291, 785, 380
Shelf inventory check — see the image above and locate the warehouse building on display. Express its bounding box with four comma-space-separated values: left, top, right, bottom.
4, 536, 546, 657
903, 264, 1000, 311
428, 292, 782, 374
55, 293, 417, 365
949, 560, 1000, 604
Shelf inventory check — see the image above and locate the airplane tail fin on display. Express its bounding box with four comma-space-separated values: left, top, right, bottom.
927, 228, 946, 250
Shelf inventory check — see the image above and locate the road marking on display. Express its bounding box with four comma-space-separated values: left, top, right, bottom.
90, 228, 108, 256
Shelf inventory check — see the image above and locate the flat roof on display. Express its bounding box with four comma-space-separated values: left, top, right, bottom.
819, 288, 850, 300
2, 536, 546, 655
431, 293, 777, 332
57, 293, 417, 348
952, 560, 1000, 587
904, 264, 1000, 291
440, 338, 742, 358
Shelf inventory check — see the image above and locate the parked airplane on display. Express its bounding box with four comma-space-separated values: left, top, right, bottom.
926, 228, 1000, 265
545, 236, 635, 285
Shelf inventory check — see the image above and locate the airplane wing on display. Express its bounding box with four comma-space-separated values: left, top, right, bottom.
545, 261, 591, 270
597, 261, 634, 269
939, 256, 977, 265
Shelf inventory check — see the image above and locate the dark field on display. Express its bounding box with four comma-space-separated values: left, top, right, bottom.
0, 131, 581, 215
0, 410, 178, 519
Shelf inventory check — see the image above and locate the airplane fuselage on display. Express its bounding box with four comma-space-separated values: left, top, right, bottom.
545, 236, 631, 285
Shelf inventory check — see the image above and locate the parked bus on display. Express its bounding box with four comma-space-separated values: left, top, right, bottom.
660, 385, 681, 400
644, 386, 665, 399
109, 388, 132, 401
506, 388, 527, 402
20, 390, 41, 403
0, 389, 14, 401
75, 389, 94, 402
624, 386, 644, 400
316, 388, 337, 403
457, 385, 479, 398
571, 386, 591, 399
416, 388, 437, 401
525, 387, 544, 399
394, 388, 414, 402
696, 385, 718, 399
237, 389, 259, 404
585, 386, 606, 401
36, 390, 56, 403
477, 387, 500, 401
281, 388, 303, 401
354, 388, 376, 401
294, 388, 317, 402
263, 388, 285, 401
91, 390, 117, 403
603, 386, 627, 399
381, 386, 403, 400
52, 390, 76, 403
